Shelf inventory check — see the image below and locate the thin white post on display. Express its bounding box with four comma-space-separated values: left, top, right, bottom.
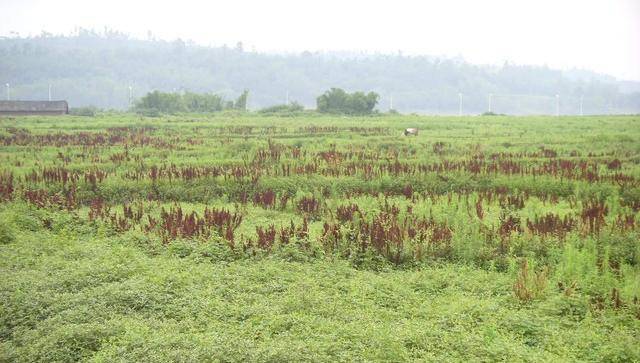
579, 95, 584, 116
128, 86, 133, 107
390, 95, 393, 110
48, 84, 52, 101
489, 93, 493, 113
458, 93, 463, 116
5, 83, 9, 101
555, 94, 560, 116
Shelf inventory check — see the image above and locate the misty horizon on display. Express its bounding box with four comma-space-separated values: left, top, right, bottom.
1, 0, 639, 81
2, 32, 639, 114
1, 28, 634, 84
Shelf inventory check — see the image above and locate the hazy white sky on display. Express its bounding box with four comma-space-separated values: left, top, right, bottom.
1, 0, 639, 80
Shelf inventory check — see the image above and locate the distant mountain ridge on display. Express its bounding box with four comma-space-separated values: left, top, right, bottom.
1, 33, 638, 114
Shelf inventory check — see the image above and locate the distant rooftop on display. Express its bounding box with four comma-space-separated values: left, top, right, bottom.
0, 100, 68, 115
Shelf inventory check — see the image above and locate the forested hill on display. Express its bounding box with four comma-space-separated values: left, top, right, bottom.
1, 32, 639, 114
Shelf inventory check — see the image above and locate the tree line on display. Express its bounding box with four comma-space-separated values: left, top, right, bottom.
135, 88, 379, 115
1, 31, 639, 114
135, 90, 247, 115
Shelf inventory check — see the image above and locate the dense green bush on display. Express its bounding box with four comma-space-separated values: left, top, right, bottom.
316, 88, 379, 115
258, 102, 305, 115
134, 90, 249, 114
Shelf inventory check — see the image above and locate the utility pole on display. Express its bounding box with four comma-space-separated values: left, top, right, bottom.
579, 95, 584, 116
128, 86, 133, 107
5, 83, 9, 101
458, 93, 463, 116
555, 94, 560, 116
489, 93, 493, 113
48, 84, 52, 101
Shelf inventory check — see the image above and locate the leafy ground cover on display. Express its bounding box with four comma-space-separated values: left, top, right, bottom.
1, 113, 639, 361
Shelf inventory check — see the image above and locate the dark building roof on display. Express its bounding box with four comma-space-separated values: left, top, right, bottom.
0, 100, 68, 114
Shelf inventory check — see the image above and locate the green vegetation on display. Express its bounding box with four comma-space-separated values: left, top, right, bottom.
2, 32, 639, 113
316, 88, 379, 115
0, 114, 639, 361
135, 87, 378, 115
134, 90, 249, 115
258, 102, 305, 115
69, 106, 99, 117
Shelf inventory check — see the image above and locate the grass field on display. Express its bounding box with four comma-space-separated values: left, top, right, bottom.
1, 113, 639, 361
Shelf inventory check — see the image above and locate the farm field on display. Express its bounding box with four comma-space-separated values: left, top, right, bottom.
0, 113, 639, 361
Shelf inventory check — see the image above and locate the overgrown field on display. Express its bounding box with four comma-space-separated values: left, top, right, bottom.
1, 113, 639, 361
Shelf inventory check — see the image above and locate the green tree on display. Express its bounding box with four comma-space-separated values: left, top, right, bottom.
316, 88, 379, 115
135, 91, 232, 114
183, 92, 224, 112
135, 91, 185, 113
234, 90, 249, 111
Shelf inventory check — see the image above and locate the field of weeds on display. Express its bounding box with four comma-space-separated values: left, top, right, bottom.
1, 114, 639, 361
